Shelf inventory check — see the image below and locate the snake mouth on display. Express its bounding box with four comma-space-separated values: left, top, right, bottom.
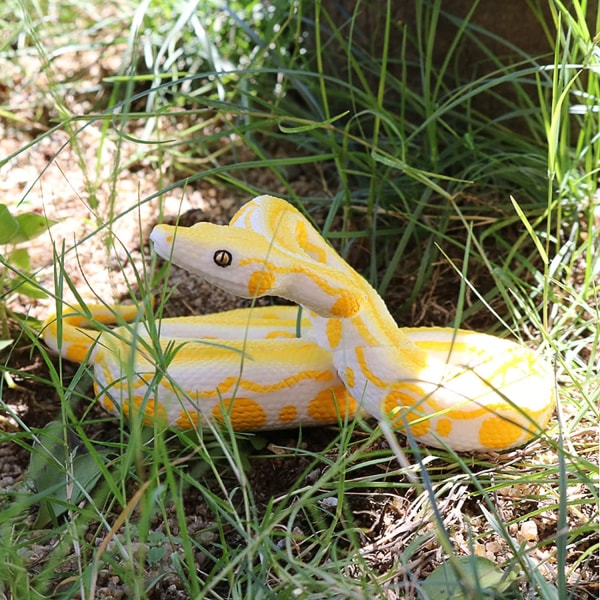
149, 225, 174, 261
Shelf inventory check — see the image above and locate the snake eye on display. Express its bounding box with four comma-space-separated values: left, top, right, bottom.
213, 249, 232, 268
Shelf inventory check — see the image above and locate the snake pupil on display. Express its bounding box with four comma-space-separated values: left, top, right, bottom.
214, 249, 232, 267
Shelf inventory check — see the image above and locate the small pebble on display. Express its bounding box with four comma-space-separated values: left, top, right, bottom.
518, 520, 539, 542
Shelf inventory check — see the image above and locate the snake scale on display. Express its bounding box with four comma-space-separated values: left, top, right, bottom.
43, 195, 555, 451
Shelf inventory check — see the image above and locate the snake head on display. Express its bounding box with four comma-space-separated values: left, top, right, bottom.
151, 222, 275, 299
150, 220, 365, 318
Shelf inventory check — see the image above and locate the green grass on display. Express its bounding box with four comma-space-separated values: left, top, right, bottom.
0, 0, 598, 598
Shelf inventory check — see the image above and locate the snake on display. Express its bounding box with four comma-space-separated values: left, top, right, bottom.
42, 195, 555, 451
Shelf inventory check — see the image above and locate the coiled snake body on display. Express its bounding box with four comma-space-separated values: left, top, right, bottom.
43, 195, 555, 451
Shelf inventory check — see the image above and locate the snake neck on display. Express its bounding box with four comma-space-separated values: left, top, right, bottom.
306, 272, 430, 373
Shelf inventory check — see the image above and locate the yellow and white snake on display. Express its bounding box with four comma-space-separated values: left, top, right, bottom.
43, 195, 555, 451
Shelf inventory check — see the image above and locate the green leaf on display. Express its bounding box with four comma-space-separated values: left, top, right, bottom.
510, 195, 548, 264
277, 111, 349, 133
8, 275, 47, 299
29, 421, 111, 528
146, 545, 167, 565
0, 204, 57, 244
421, 556, 519, 600
9, 248, 31, 271
15, 213, 57, 242
0, 204, 20, 244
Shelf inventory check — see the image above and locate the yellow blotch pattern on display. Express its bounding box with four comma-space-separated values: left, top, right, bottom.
130, 395, 168, 424
278, 404, 298, 423
435, 418, 452, 438
383, 391, 431, 438
326, 318, 342, 349
265, 331, 297, 339
307, 385, 356, 422
101, 394, 116, 415
345, 366, 355, 388
295, 220, 328, 263
248, 270, 276, 296
65, 342, 93, 364
159, 367, 334, 400
212, 397, 267, 429
478, 415, 525, 449
331, 294, 361, 318
356, 347, 431, 390
99, 367, 114, 393
175, 410, 199, 429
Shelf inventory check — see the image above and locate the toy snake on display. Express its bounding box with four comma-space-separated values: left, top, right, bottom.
43, 195, 555, 451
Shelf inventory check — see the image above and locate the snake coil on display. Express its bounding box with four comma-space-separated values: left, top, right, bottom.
43, 195, 555, 451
